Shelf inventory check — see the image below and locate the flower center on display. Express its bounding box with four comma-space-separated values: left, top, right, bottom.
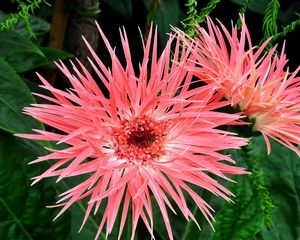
111, 115, 167, 162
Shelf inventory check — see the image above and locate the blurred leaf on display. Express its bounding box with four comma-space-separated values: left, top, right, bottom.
6, 47, 73, 73
152, 185, 217, 240
230, 0, 268, 15
50, 143, 135, 240
231, 0, 300, 24
0, 130, 71, 239
47, 142, 107, 240
181, 190, 216, 240
279, 2, 300, 25
145, 0, 183, 45
254, 137, 300, 240
104, 0, 133, 17
0, 58, 43, 133
0, 29, 44, 58
41, 47, 73, 63
12, 16, 50, 41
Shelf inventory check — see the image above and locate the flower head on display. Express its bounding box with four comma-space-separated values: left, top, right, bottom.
182, 17, 300, 155
17, 24, 248, 240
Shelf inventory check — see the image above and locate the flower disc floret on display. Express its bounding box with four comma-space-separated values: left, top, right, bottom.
111, 115, 167, 162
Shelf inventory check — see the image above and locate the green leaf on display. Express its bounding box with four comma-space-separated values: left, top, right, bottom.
0, 57, 43, 133
104, 0, 133, 17
0, 130, 71, 239
254, 137, 300, 240
41, 47, 73, 63
0, 10, 49, 39
152, 185, 217, 240
12, 15, 50, 40
230, 0, 269, 15
0, 29, 44, 58
211, 174, 264, 240
0, 10, 50, 41
47, 142, 107, 240
181, 190, 216, 240
6, 46, 73, 73
146, 0, 183, 45
211, 145, 265, 240
212, 136, 300, 240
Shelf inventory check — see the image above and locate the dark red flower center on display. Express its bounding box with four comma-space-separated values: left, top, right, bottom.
111, 115, 167, 162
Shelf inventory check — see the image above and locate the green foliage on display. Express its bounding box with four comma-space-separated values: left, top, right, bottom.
151, 195, 188, 240
183, 0, 198, 36
262, 0, 280, 43
145, 0, 183, 45
212, 175, 264, 240
0, 57, 43, 133
196, 0, 221, 23
211, 143, 265, 240
211, 136, 300, 240
0, 0, 50, 38
272, 13, 300, 42
0, 28, 71, 134
0, 9, 50, 43
242, 142, 275, 228
231, 0, 268, 15
104, 0, 132, 17
181, 190, 213, 240
0, 130, 71, 239
8, 46, 73, 73
237, 0, 252, 29
0, 29, 71, 73
53, 173, 107, 240
183, 0, 221, 37
255, 137, 300, 240
0, 29, 44, 58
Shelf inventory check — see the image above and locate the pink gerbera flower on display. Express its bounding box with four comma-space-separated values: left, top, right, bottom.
182, 17, 300, 155
17, 25, 248, 240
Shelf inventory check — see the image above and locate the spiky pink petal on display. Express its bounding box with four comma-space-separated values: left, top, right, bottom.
180, 17, 300, 155
16, 25, 248, 239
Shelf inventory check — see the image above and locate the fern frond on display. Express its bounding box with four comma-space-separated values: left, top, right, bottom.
196, 0, 221, 24
237, 0, 253, 29
242, 141, 275, 228
183, 0, 198, 37
0, 0, 49, 38
183, 0, 221, 37
261, 0, 280, 44
272, 13, 300, 42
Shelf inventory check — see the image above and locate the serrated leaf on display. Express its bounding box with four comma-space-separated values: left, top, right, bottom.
212, 136, 300, 240
0, 57, 43, 133
0, 29, 44, 57
211, 174, 264, 240
211, 146, 265, 240
6, 46, 73, 73
253, 137, 300, 240
0, 130, 71, 240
